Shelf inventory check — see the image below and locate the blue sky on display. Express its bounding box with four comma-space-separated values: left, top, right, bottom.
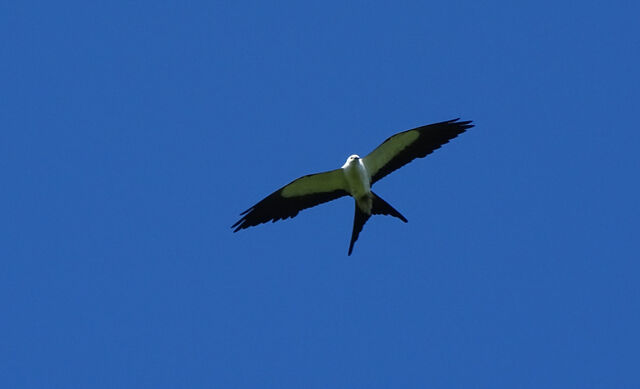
2, 1, 639, 387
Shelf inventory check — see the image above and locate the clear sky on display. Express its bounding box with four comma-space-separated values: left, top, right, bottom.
2, 1, 639, 387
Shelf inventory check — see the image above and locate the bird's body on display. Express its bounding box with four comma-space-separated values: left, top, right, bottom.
232, 118, 473, 255
342, 155, 371, 212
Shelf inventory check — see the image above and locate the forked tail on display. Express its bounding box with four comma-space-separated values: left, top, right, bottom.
348, 202, 371, 256
347, 192, 407, 256
371, 192, 408, 222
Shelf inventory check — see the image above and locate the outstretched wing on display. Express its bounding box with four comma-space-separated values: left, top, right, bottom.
363, 118, 473, 185
232, 169, 349, 232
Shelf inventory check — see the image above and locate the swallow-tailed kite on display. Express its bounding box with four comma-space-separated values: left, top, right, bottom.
232, 118, 473, 255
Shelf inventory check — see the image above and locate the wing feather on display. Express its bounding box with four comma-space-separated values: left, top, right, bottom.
363, 118, 473, 184
232, 169, 349, 232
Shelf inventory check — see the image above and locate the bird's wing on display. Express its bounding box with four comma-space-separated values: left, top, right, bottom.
232, 168, 349, 232
363, 118, 473, 185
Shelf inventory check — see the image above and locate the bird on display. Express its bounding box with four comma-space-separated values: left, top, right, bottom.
232, 118, 473, 255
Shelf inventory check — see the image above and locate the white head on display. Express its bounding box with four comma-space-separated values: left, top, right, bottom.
342, 154, 360, 168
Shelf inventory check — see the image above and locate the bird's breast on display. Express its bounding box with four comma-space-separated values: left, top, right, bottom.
343, 160, 371, 199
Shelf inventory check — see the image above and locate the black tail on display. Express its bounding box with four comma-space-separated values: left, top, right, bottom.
348, 201, 371, 256
371, 192, 408, 223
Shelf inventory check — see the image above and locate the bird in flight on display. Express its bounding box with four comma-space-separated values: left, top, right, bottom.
232, 118, 473, 255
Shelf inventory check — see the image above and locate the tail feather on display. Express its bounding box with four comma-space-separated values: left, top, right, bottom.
348, 201, 371, 256
371, 192, 408, 222
347, 193, 406, 256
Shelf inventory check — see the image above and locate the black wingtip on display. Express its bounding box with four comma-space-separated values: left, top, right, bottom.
231, 218, 243, 231
453, 118, 474, 130
445, 118, 474, 130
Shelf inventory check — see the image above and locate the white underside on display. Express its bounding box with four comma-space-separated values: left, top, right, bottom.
342, 158, 372, 213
